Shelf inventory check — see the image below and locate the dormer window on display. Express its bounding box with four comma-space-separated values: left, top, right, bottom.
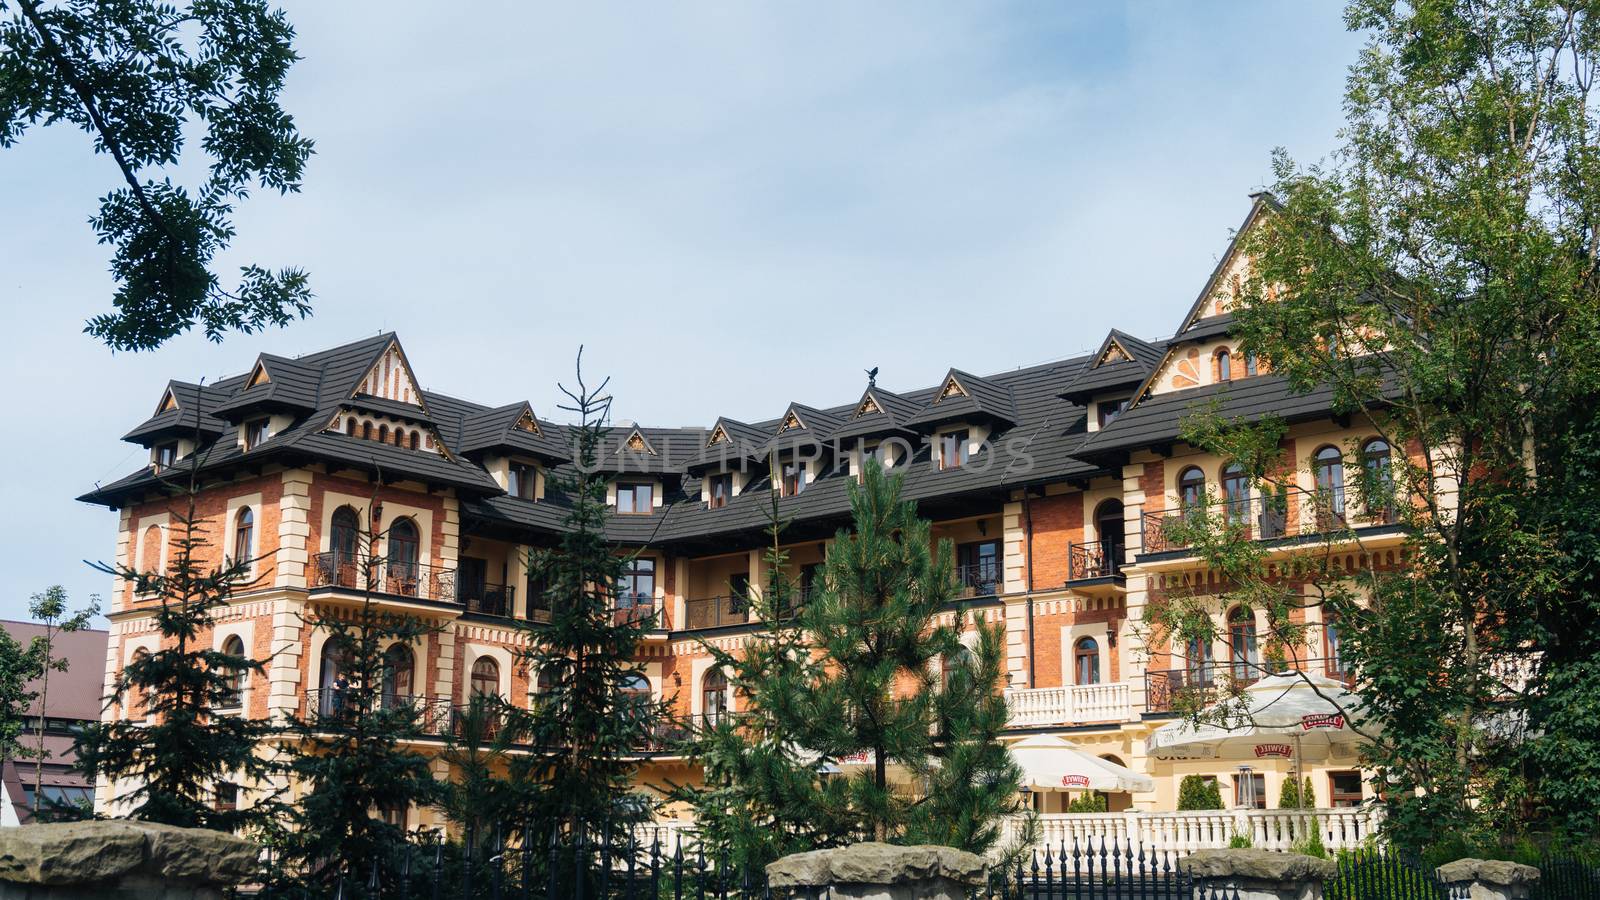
781, 462, 806, 497
937, 430, 969, 471
709, 473, 732, 509
154, 443, 178, 469
509, 462, 538, 501
616, 482, 654, 515
244, 419, 270, 450
1217, 349, 1233, 382
1098, 397, 1129, 429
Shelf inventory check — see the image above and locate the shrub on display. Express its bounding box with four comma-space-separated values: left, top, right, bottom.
1279, 776, 1316, 809
1228, 832, 1254, 849
1066, 793, 1108, 813
1178, 775, 1223, 811
1290, 817, 1328, 858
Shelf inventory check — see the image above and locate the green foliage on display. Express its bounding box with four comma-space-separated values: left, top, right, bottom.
1178, 775, 1223, 811
270, 506, 442, 892
499, 354, 668, 846
74, 481, 280, 832
1290, 818, 1328, 858
438, 694, 515, 852
680, 459, 1023, 874
1066, 793, 1108, 814
1280, 776, 1316, 810
22, 586, 98, 819
1147, 0, 1600, 851
0, 628, 42, 765
1227, 832, 1254, 849
0, 0, 314, 349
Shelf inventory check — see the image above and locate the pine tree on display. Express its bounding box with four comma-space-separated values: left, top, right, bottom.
270, 503, 443, 893
683, 459, 1021, 872
24, 586, 98, 820
74, 470, 280, 831
499, 352, 668, 854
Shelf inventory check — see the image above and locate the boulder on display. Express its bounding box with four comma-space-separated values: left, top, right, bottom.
0, 821, 258, 887
767, 842, 987, 888
1436, 858, 1541, 887
1179, 848, 1339, 882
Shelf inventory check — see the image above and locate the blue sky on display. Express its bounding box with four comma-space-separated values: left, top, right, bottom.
0, 2, 1362, 622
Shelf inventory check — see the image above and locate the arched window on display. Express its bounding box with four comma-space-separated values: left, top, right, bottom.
470, 657, 500, 698
362, 421, 373, 440
1361, 438, 1394, 522
1221, 463, 1250, 527
1178, 466, 1206, 510
408, 431, 420, 450
1245, 352, 1259, 376
382, 643, 415, 704
387, 518, 420, 595
1093, 500, 1125, 576
1313, 445, 1346, 523
1228, 607, 1259, 682
701, 668, 729, 726
317, 639, 349, 717
1185, 637, 1213, 685
1216, 348, 1232, 382
128, 648, 151, 718
620, 672, 652, 721
141, 524, 162, 574
1324, 613, 1347, 682
219, 635, 245, 710
378, 424, 389, 444
231, 507, 254, 566
536, 664, 561, 694
331, 506, 360, 559
346, 418, 357, 435
1074, 637, 1101, 685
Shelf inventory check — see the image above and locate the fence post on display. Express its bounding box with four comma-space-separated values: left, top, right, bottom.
1178, 848, 1336, 900
1435, 859, 1541, 900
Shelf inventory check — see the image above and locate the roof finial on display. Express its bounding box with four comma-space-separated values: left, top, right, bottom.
865, 366, 879, 388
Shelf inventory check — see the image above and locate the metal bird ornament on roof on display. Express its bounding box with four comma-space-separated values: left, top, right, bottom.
865, 367, 879, 387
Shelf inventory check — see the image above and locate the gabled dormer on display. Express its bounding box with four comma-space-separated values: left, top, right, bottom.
1058, 330, 1164, 431
903, 369, 1017, 432
352, 338, 429, 412
684, 416, 766, 479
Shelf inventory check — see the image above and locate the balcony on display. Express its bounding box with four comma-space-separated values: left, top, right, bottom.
1005, 682, 1134, 727
1065, 540, 1126, 594
614, 592, 659, 627
304, 688, 455, 735
459, 581, 517, 617
954, 564, 1001, 599
310, 551, 458, 603
1144, 658, 1353, 714
684, 594, 749, 630
1139, 493, 1400, 557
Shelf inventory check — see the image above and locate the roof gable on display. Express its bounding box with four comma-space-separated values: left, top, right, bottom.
903, 368, 1018, 430
620, 427, 657, 455
353, 339, 428, 412
1173, 193, 1278, 336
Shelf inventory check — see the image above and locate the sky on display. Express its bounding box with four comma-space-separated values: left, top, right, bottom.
0, 2, 1363, 624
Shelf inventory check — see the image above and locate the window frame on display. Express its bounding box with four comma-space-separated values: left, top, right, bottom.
470, 656, 501, 698
509, 461, 539, 501
781, 462, 806, 497
1328, 771, 1363, 807
1233, 772, 1266, 809
618, 556, 656, 609
937, 429, 970, 471
244, 418, 270, 450
616, 481, 654, 515
231, 506, 254, 567
1216, 348, 1232, 382
1178, 466, 1207, 509
708, 472, 733, 509
217, 635, 246, 711
1074, 636, 1101, 685
155, 442, 178, 468
1313, 444, 1347, 519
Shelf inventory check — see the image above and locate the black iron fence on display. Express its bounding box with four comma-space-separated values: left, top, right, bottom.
1140, 491, 1399, 556
955, 564, 1001, 598
1067, 540, 1125, 582
311, 551, 459, 604
685, 594, 749, 630
1144, 659, 1354, 713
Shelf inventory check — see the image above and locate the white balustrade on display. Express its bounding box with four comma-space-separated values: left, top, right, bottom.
1017, 808, 1382, 860
1005, 682, 1134, 727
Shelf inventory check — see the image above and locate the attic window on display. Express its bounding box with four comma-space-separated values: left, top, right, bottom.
707, 424, 729, 446
158, 391, 179, 413
779, 410, 803, 432
247, 364, 271, 388
855, 396, 880, 417
1101, 342, 1131, 365
937, 378, 967, 401
244, 419, 270, 451
154, 443, 177, 469
514, 410, 540, 435
623, 431, 655, 454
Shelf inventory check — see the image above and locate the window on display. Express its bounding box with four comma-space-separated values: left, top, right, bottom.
155, 443, 178, 468
1329, 771, 1363, 807
346, 418, 357, 436
1233, 772, 1266, 809
941, 645, 975, 691
1221, 463, 1250, 526
231, 507, 254, 566
1217, 349, 1232, 382
387, 518, 420, 594
956, 540, 1000, 595
1185, 638, 1214, 685
214, 782, 238, 812
616, 482, 654, 514
1074, 637, 1101, 685
362, 422, 373, 440
702, 668, 729, 725
218, 635, 245, 710
470, 657, 500, 698
938, 430, 970, 470
620, 673, 652, 720
1325, 615, 1347, 681
382, 644, 415, 703
1361, 438, 1394, 522
1245, 352, 1258, 376
509, 462, 538, 501
781, 462, 805, 497
1093, 500, 1125, 575
618, 557, 655, 609
408, 431, 419, 450
1178, 466, 1207, 510
797, 563, 822, 608
708, 473, 732, 509
128, 648, 150, 719
1314, 445, 1347, 521
378, 425, 389, 444
244, 419, 270, 450
1097, 397, 1129, 429
1227, 607, 1259, 682
317, 640, 351, 717
331, 506, 360, 565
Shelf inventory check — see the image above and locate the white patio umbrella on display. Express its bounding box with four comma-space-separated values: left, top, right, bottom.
1145, 672, 1376, 800
1008, 734, 1155, 794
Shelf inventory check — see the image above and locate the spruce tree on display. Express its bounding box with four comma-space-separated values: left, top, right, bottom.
683, 459, 1021, 871
271, 503, 442, 894
74, 468, 280, 831
500, 352, 668, 854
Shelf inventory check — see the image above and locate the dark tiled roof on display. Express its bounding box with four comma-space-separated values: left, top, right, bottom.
121, 379, 239, 443
209, 355, 323, 418
1176, 313, 1236, 343
454, 401, 569, 462
764, 403, 845, 450
348, 394, 435, 425
829, 386, 923, 443
684, 417, 769, 473
903, 369, 1019, 430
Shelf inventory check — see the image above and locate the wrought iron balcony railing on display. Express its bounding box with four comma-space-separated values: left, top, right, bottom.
1140, 492, 1399, 556
459, 582, 517, 617
954, 564, 1001, 599
310, 551, 458, 603
1066, 540, 1125, 582
1144, 657, 1354, 713
685, 594, 749, 630
304, 688, 455, 734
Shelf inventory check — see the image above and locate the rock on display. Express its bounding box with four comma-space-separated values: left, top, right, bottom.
1179, 848, 1339, 882
767, 843, 987, 888
1436, 858, 1541, 886
0, 821, 258, 888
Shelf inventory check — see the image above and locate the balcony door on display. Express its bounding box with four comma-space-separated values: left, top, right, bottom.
957, 540, 1000, 595
1093, 500, 1125, 575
